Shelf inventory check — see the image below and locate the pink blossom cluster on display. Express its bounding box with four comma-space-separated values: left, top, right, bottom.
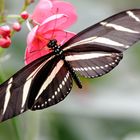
25, 0, 77, 64
0, 25, 11, 48
0, 11, 29, 48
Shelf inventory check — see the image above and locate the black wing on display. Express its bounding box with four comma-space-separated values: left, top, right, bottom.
30, 59, 73, 111
0, 52, 55, 122
62, 9, 140, 78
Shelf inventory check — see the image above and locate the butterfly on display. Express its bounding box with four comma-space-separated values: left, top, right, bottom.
0, 9, 140, 122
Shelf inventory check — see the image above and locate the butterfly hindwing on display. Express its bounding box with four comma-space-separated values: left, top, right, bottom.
65, 51, 123, 78
30, 59, 73, 110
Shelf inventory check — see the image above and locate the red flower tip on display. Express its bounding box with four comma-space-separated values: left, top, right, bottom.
20, 11, 29, 20
0, 36, 11, 48
12, 22, 21, 32
0, 25, 11, 37
26, 0, 34, 4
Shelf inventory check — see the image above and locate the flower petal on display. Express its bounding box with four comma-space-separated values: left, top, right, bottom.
31, 0, 77, 27
25, 25, 51, 64
52, 1, 77, 29
38, 14, 68, 34
31, 0, 53, 24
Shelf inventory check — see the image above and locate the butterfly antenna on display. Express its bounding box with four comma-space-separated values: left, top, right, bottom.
50, 8, 59, 40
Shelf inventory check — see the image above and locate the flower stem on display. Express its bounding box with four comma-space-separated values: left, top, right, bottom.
12, 118, 21, 140
0, 0, 5, 23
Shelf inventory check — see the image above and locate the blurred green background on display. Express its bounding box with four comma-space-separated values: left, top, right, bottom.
1, 0, 140, 140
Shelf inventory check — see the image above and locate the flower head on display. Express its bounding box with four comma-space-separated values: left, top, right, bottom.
25, 0, 77, 64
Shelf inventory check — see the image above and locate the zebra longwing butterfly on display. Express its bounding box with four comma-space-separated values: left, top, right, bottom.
0, 9, 140, 122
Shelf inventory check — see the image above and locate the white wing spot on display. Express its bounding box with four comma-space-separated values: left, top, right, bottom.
96, 66, 100, 69
59, 84, 62, 89
62, 81, 65, 85
55, 91, 57, 95
92, 67, 96, 70
84, 67, 88, 71
88, 67, 92, 70
65, 77, 67, 82
105, 65, 109, 68
112, 62, 115, 65
100, 66, 104, 69
48, 98, 51, 102
57, 88, 60, 92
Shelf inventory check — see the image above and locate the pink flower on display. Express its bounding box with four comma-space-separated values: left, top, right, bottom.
25, 14, 75, 64
25, 0, 77, 64
31, 0, 77, 29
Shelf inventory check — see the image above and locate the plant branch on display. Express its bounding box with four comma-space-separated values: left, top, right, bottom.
0, 0, 5, 23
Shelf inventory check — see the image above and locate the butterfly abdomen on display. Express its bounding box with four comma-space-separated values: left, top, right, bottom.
48, 40, 82, 89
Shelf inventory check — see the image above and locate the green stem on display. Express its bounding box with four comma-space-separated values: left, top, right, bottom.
0, 0, 5, 23
21, 0, 32, 12
12, 118, 21, 140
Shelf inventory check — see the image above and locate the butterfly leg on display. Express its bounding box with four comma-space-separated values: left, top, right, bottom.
63, 59, 82, 89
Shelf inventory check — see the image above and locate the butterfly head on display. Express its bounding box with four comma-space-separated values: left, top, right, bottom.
47, 39, 58, 49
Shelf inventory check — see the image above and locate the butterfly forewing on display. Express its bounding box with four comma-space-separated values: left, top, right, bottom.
62, 9, 140, 78
62, 9, 140, 52
31, 60, 73, 110
0, 52, 54, 122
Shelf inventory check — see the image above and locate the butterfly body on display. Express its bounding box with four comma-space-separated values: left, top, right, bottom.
47, 39, 82, 88
1, 9, 140, 122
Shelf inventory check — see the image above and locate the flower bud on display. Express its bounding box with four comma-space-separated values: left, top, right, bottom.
0, 37, 11, 48
0, 25, 11, 37
20, 11, 29, 20
12, 22, 21, 32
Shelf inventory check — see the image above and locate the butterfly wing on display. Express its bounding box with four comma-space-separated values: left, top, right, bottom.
30, 59, 73, 111
62, 9, 140, 78
65, 51, 123, 78
0, 52, 54, 122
